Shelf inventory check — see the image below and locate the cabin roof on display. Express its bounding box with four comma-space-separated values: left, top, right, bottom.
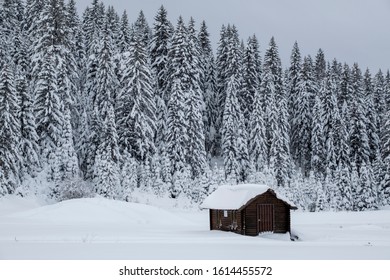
200, 184, 297, 210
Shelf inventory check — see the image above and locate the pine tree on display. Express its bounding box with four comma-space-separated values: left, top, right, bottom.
0, 61, 21, 195
106, 6, 120, 52
355, 163, 377, 210
291, 55, 315, 175
82, 0, 105, 57
287, 41, 302, 125
381, 110, 390, 205
165, 79, 188, 175
336, 162, 353, 211
31, 0, 79, 184
314, 48, 326, 82
261, 37, 290, 186
373, 70, 386, 138
118, 28, 156, 162
242, 35, 261, 129
150, 6, 173, 148
133, 10, 151, 49
363, 69, 380, 162
321, 67, 340, 172
60, 106, 79, 181
185, 18, 207, 178
198, 20, 217, 155
164, 18, 190, 176
222, 75, 248, 182
89, 19, 120, 181
248, 87, 267, 172
120, 149, 138, 201
164, 17, 207, 178
349, 64, 370, 171
311, 95, 324, 175
339, 64, 353, 108
93, 105, 120, 199
215, 25, 243, 156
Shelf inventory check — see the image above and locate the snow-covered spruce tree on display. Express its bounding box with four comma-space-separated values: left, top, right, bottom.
81, 11, 103, 178
291, 55, 315, 175
261, 37, 291, 187
93, 105, 120, 198
164, 17, 207, 182
363, 69, 380, 163
118, 10, 131, 53
321, 67, 341, 172
165, 77, 188, 181
150, 6, 173, 148
120, 149, 138, 201
381, 109, 390, 205
349, 63, 370, 172
311, 94, 325, 175
287, 41, 302, 127
373, 70, 386, 137
13, 28, 41, 179
106, 6, 120, 52
248, 87, 267, 172
324, 167, 338, 210
242, 35, 262, 130
339, 64, 352, 111
215, 25, 243, 157
336, 162, 353, 211
164, 18, 190, 178
0, 61, 21, 195
213, 25, 228, 157
134, 10, 151, 51
185, 18, 208, 178
60, 106, 80, 181
315, 182, 327, 212
314, 48, 326, 82
350, 160, 359, 210
67, 0, 87, 174
117, 26, 156, 163
91, 19, 121, 195
82, 0, 105, 57
31, 0, 79, 186
222, 75, 248, 183
198, 20, 218, 155
385, 70, 390, 112
0, 0, 23, 69
355, 163, 378, 211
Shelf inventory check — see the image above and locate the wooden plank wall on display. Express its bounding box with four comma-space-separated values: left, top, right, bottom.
210, 210, 242, 234
244, 192, 290, 236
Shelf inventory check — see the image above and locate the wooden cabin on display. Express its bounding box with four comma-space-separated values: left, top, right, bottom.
201, 184, 297, 236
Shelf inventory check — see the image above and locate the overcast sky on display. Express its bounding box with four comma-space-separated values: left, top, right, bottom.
76, 0, 390, 72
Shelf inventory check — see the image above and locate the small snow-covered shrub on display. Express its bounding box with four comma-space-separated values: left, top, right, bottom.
57, 179, 94, 202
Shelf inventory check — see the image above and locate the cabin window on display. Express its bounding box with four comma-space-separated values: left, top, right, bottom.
224, 210, 228, 217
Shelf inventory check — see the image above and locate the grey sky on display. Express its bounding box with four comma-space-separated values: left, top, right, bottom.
76, 0, 390, 72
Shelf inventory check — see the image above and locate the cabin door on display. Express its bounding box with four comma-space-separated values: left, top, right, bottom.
257, 204, 274, 233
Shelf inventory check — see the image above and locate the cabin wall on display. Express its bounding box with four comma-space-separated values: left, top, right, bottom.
210, 209, 242, 234
244, 192, 290, 236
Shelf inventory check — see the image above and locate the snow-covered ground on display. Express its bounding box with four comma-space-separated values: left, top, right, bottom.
0, 196, 389, 260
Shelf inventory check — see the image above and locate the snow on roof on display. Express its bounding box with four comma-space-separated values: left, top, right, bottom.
200, 184, 296, 210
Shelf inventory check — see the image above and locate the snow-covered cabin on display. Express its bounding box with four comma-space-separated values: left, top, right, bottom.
201, 184, 297, 236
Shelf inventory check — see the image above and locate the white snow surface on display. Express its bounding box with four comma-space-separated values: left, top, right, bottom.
0, 195, 390, 260
201, 184, 295, 210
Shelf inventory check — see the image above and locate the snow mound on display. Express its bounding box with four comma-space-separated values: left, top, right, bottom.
6, 197, 195, 226
0, 196, 46, 216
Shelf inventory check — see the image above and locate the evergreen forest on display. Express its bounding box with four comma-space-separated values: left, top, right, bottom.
1, 0, 390, 211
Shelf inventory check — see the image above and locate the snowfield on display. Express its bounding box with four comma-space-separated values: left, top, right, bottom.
0, 196, 389, 260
